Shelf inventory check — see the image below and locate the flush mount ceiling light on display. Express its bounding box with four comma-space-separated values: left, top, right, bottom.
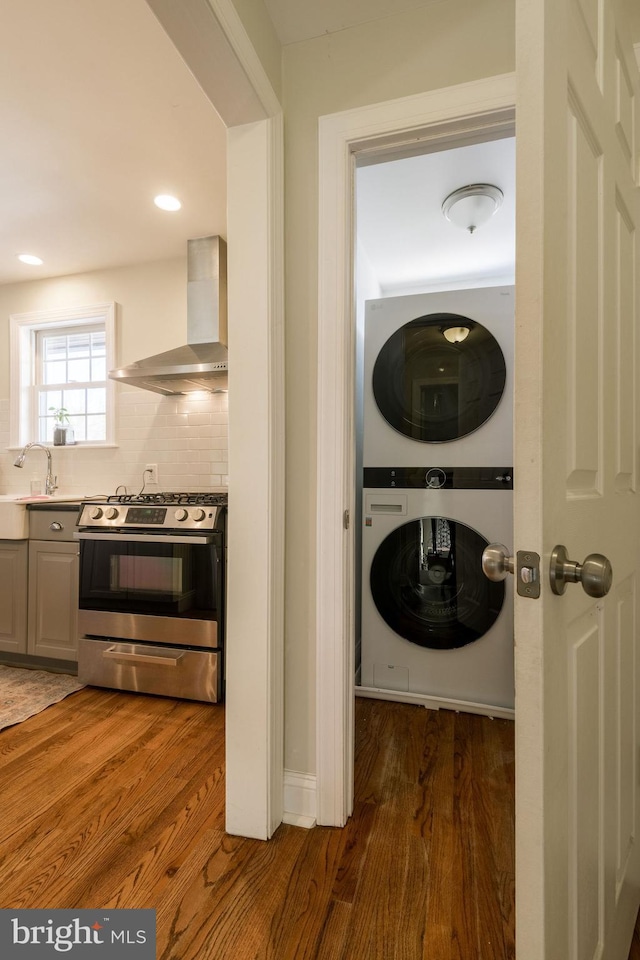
443, 326, 470, 344
154, 194, 182, 212
442, 183, 504, 234
17, 253, 43, 265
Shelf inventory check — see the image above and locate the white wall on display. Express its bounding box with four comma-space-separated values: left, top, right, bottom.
281, 0, 516, 775
0, 257, 228, 496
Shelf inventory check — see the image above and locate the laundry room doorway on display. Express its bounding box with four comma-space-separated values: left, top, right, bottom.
315, 74, 518, 830
354, 139, 516, 720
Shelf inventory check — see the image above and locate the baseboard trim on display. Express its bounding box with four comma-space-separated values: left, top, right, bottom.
283, 771, 317, 829
356, 685, 515, 720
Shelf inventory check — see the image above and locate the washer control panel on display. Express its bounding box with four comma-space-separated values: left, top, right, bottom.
363, 467, 514, 490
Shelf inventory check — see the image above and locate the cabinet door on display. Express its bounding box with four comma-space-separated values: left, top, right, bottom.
0, 541, 28, 653
28, 540, 79, 660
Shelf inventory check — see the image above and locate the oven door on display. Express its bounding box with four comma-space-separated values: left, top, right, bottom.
76, 531, 224, 649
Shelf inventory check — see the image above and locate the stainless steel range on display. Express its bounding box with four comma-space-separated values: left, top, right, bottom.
75, 492, 227, 703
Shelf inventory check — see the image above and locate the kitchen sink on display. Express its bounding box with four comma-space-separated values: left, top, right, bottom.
0, 497, 29, 538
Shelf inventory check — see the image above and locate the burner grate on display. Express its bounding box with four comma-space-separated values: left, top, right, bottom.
105, 491, 228, 506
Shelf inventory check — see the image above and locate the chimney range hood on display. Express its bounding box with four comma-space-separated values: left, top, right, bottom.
109, 235, 228, 396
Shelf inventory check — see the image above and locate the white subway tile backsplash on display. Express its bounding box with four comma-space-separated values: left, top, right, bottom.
1, 388, 229, 495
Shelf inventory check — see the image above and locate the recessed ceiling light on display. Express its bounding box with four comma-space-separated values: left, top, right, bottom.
154, 194, 182, 212
17, 253, 43, 265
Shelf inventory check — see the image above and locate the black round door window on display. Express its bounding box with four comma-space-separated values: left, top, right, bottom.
370, 517, 504, 649
372, 313, 507, 442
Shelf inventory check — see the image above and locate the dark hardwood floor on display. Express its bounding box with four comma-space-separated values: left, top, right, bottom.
0, 688, 517, 957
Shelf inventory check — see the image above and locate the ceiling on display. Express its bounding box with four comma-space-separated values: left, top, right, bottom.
1, 0, 513, 292
0, 0, 226, 286
357, 137, 515, 295
263, 0, 443, 46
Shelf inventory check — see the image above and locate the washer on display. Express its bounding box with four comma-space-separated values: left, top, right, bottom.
360, 467, 514, 713
364, 286, 514, 468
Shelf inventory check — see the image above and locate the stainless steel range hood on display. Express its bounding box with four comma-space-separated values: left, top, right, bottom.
109, 236, 228, 395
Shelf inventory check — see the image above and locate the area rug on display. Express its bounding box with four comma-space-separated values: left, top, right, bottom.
0, 665, 85, 732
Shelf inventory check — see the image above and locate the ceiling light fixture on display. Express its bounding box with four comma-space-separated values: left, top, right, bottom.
17, 253, 43, 265
443, 326, 470, 344
442, 183, 503, 234
154, 194, 182, 212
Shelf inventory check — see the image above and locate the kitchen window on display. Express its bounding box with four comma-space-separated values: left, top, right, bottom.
36, 325, 107, 443
9, 303, 116, 448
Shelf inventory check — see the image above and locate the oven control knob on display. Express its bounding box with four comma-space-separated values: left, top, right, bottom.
90, 507, 103, 520
105, 507, 119, 520
192, 508, 206, 522
175, 509, 189, 522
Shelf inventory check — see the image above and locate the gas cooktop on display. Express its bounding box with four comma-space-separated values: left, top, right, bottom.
103, 491, 228, 506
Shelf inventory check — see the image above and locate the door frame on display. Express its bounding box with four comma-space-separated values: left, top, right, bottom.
315, 73, 517, 826
145, 0, 284, 840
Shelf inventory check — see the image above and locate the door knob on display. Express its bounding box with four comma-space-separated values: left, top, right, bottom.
481, 543, 514, 581
549, 544, 613, 598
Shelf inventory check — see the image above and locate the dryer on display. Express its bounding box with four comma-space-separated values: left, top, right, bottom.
360, 466, 514, 714
363, 286, 514, 468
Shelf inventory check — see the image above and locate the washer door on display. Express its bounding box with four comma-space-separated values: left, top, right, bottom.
370, 516, 505, 649
372, 313, 506, 442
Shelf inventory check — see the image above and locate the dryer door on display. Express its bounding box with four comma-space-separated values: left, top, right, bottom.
372, 313, 506, 442
370, 516, 504, 649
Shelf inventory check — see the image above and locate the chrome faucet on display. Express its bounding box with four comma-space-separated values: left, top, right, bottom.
13, 442, 58, 496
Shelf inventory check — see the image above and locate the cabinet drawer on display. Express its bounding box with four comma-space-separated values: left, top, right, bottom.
29, 508, 80, 541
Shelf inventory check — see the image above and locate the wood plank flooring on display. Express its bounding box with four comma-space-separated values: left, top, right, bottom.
0, 688, 517, 957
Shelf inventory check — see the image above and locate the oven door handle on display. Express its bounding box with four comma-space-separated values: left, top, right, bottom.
74, 532, 216, 545
102, 646, 185, 667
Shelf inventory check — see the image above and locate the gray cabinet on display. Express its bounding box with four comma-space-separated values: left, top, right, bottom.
0, 540, 28, 653
0, 507, 80, 662
27, 540, 79, 660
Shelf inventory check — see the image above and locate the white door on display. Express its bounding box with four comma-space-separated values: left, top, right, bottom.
514, 0, 640, 954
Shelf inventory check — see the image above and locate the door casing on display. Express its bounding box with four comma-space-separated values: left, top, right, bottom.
315, 72, 517, 826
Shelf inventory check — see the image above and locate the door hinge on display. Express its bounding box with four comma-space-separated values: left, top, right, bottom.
343, 509, 350, 530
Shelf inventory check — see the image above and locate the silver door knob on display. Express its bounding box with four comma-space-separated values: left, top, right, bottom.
481, 543, 515, 581
549, 544, 613, 598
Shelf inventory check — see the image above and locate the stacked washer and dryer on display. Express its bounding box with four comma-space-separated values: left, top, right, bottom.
359, 285, 514, 716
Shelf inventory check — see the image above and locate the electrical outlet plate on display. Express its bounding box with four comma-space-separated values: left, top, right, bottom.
145, 463, 158, 485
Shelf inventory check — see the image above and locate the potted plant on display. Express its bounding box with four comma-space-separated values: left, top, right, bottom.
49, 406, 75, 446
